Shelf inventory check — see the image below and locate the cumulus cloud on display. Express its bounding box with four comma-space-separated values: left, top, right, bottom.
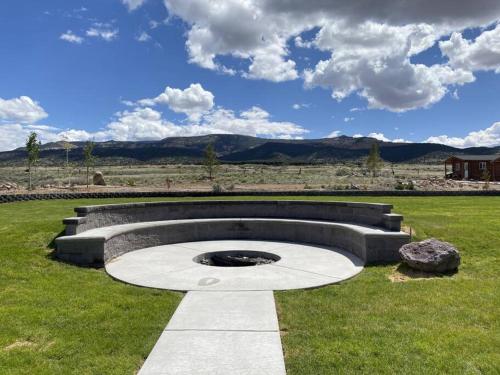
162, 0, 500, 111
60, 30, 84, 44
54, 106, 307, 143
122, 0, 147, 11
304, 21, 475, 112
0, 123, 62, 151
0, 89, 307, 151
0, 96, 48, 123
138, 83, 215, 121
440, 24, 500, 73
425, 122, 500, 147
0, 96, 55, 151
86, 23, 118, 41
164, 0, 302, 81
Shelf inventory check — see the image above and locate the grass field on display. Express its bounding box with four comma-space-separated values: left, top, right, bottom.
0, 196, 499, 374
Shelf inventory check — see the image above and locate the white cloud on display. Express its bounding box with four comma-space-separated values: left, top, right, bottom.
304, 21, 475, 112
0, 96, 48, 123
138, 83, 214, 121
55, 105, 307, 143
136, 31, 151, 42
425, 122, 500, 148
0, 96, 55, 151
162, 0, 500, 111
60, 30, 84, 44
367, 132, 390, 142
0, 123, 61, 151
86, 23, 118, 42
122, 0, 147, 11
327, 130, 342, 138
149, 20, 161, 29
294, 35, 313, 48
292, 103, 309, 110
164, 0, 302, 81
243, 44, 298, 82
344, 117, 354, 122
350, 132, 412, 143
440, 24, 500, 73
0, 87, 307, 151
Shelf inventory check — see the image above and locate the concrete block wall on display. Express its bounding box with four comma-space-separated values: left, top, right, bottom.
66, 200, 403, 234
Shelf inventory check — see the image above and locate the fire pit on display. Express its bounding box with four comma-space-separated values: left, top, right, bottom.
194, 250, 281, 267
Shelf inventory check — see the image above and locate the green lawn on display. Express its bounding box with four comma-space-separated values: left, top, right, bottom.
0, 197, 499, 374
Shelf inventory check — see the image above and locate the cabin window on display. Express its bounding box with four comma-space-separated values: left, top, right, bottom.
455, 162, 460, 171
479, 161, 487, 170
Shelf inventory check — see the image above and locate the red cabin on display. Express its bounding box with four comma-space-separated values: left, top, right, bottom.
444, 155, 500, 181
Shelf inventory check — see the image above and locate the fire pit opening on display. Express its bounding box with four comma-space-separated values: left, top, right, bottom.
193, 250, 281, 267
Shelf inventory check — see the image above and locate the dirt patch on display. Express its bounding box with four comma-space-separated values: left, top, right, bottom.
4, 340, 36, 351
389, 263, 456, 282
401, 225, 416, 238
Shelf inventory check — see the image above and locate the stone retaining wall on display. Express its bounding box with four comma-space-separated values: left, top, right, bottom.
56, 219, 409, 265
63, 200, 402, 235
1, 189, 499, 204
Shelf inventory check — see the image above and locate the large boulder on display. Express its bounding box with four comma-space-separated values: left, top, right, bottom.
92, 171, 106, 186
399, 238, 460, 273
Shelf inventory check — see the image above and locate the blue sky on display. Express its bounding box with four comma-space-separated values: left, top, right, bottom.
0, 0, 499, 151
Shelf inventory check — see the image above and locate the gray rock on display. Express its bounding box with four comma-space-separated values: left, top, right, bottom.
399, 238, 460, 273
92, 171, 106, 186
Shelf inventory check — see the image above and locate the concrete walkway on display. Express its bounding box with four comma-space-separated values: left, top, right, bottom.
138, 291, 286, 375
107, 241, 363, 374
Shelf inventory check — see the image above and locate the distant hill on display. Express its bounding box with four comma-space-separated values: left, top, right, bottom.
1, 134, 498, 166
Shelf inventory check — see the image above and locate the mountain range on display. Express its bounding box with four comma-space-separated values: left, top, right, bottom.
1, 134, 498, 166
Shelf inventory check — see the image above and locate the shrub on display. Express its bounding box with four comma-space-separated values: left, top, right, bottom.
335, 168, 350, 176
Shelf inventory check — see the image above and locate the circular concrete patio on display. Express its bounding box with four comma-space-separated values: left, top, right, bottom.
105, 240, 364, 291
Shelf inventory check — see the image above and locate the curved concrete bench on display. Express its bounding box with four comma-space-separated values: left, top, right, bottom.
62, 200, 404, 235
56, 217, 409, 266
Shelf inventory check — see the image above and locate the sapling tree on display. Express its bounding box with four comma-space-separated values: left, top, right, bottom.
203, 143, 219, 180
481, 169, 491, 190
62, 137, 73, 186
83, 141, 96, 189
366, 142, 382, 179
26, 132, 40, 190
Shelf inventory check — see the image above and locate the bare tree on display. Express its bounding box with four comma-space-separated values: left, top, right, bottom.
366, 142, 382, 179
203, 143, 219, 180
83, 141, 96, 189
26, 132, 40, 190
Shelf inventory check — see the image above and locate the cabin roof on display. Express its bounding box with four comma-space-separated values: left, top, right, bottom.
445, 154, 500, 162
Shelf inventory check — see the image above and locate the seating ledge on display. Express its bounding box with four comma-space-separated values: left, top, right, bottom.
57, 218, 406, 242
55, 218, 410, 266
